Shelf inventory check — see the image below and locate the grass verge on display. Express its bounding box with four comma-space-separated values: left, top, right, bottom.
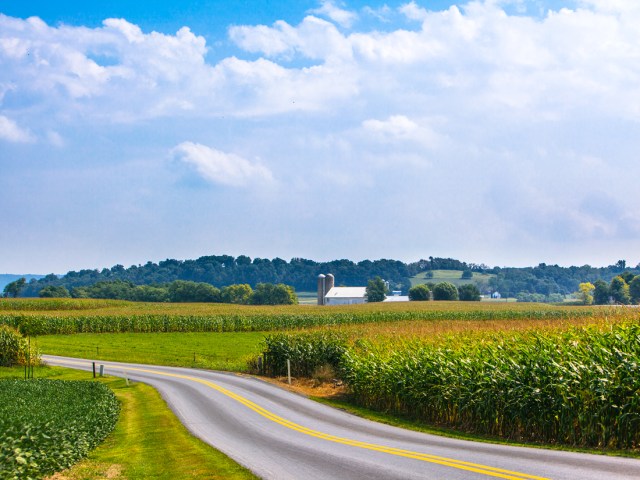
0, 366, 258, 480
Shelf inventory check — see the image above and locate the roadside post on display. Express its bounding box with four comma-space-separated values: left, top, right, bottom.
287, 359, 291, 385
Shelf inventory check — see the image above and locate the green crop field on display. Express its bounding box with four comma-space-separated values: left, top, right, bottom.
0, 375, 119, 479
0, 297, 601, 335
4, 297, 639, 454
0, 366, 257, 480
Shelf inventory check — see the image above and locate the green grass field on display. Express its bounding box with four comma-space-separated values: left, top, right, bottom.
410, 269, 496, 288
37, 331, 265, 371
0, 366, 257, 480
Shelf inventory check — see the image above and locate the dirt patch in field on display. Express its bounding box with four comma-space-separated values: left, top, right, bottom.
47, 463, 123, 480
259, 375, 348, 399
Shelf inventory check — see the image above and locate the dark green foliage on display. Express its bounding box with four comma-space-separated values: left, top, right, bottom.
3, 278, 26, 298
365, 277, 387, 303
38, 285, 71, 298
261, 332, 347, 377
432, 282, 458, 301
458, 284, 481, 301
23, 255, 413, 297
593, 280, 610, 305
630, 276, 640, 305
461, 270, 473, 279
0, 379, 119, 479
250, 283, 297, 305
168, 280, 220, 302
408, 284, 431, 301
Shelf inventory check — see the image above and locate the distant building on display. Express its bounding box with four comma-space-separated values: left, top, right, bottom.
317, 274, 408, 305
383, 293, 409, 302
491, 291, 502, 299
325, 286, 367, 305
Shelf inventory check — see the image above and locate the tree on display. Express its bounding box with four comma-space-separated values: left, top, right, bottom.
365, 277, 387, 303
408, 284, 431, 301
432, 282, 458, 301
610, 276, 630, 305
38, 285, 71, 298
577, 282, 595, 305
619, 271, 635, 284
250, 283, 297, 305
461, 270, 473, 279
458, 284, 481, 301
3, 278, 26, 298
221, 284, 253, 304
629, 276, 640, 304
593, 280, 610, 305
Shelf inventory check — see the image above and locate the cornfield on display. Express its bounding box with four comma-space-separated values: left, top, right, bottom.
0, 298, 618, 335
261, 320, 640, 449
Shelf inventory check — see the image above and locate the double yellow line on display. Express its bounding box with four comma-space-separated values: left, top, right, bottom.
55, 358, 549, 480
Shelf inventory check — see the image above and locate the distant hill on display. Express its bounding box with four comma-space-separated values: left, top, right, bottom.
0, 274, 46, 291
12, 255, 640, 299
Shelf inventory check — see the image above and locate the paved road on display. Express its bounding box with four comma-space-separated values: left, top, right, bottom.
44, 355, 640, 480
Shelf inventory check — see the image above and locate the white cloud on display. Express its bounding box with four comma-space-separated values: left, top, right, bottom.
0, 115, 35, 142
171, 142, 273, 187
309, 1, 358, 28
3, 2, 640, 271
399, 1, 429, 22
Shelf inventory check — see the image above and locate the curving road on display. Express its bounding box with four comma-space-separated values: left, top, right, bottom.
44, 355, 640, 480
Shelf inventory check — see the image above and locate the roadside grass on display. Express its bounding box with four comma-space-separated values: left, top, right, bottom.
37, 331, 264, 371
0, 365, 258, 480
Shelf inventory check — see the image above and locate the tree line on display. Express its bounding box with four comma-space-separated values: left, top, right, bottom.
36, 279, 298, 305
577, 272, 640, 305
10, 254, 640, 300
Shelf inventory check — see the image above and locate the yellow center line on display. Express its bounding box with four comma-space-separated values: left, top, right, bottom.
53, 358, 549, 480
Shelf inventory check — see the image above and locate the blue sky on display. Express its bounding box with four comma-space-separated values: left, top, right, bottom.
1, 0, 639, 274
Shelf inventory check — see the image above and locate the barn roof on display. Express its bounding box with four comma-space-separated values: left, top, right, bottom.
325, 287, 367, 299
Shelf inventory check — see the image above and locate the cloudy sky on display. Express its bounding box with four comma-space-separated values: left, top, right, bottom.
1, 0, 639, 274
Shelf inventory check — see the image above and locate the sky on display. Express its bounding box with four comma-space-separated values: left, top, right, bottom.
1, 0, 640, 274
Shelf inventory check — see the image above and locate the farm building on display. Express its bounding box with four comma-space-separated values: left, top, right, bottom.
317, 274, 408, 305
324, 286, 368, 305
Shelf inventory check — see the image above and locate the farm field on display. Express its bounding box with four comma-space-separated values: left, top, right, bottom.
0, 366, 257, 480
38, 331, 264, 371
0, 297, 600, 335
4, 297, 639, 454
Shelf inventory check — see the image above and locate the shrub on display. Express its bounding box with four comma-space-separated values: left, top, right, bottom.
408, 284, 431, 301
432, 282, 458, 301
0, 325, 33, 367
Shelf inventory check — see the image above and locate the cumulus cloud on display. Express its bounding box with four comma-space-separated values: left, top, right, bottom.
309, 1, 358, 28
0, 115, 35, 142
171, 142, 273, 187
3, 2, 640, 270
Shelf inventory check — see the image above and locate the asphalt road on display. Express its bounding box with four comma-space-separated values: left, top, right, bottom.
44, 355, 640, 480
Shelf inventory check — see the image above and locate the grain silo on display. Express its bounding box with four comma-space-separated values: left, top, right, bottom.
317, 274, 326, 305
325, 273, 335, 293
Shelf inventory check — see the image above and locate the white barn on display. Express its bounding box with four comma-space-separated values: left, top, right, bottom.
324, 286, 367, 305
